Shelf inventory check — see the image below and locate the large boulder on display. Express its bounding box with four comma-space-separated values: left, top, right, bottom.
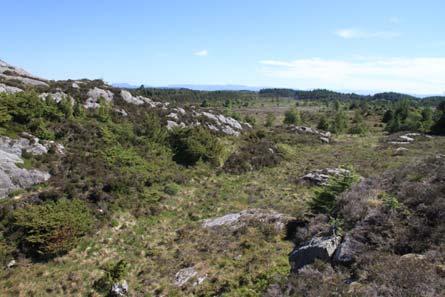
84, 87, 114, 108
289, 235, 341, 272
333, 233, 364, 265
0, 135, 61, 198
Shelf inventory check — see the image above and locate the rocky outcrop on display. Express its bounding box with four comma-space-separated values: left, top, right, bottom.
0, 83, 23, 94
300, 168, 351, 186
174, 267, 206, 287
0, 59, 49, 87
202, 208, 291, 232
289, 235, 341, 272
0, 134, 64, 198
84, 87, 114, 108
166, 107, 249, 136
38, 91, 74, 104
120, 90, 167, 108
287, 125, 331, 143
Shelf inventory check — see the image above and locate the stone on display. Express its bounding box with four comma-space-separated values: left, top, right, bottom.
287, 125, 331, 142
202, 208, 291, 232
39, 92, 74, 104
0, 135, 55, 198
174, 267, 206, 287
289, 235, 341, 272
110, 280, 128, 296
0, 59, 48, 87
301, 168, 351, 186
84, 87, 114, 108
333, 233, 363, 265
0, 83, 22, 94
6, 259, 16, 268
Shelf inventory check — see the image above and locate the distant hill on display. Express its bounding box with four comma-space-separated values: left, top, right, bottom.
112, 83, 264, 91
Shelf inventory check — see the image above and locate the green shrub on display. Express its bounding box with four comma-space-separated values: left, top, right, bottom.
283, 108, 301, 125
163, 183, 180, 196
12, 199, 94, 258
93, 260, 128, 294
329, 110, 348, 134
317, 115, 329, 130
265, 112, 276, 127
169, 127, 224, 166
310, 170, 359, 215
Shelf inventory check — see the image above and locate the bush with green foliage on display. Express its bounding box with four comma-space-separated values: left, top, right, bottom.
12, 199, 94, 258
283, 108, 301, 125
329, 110, 348, 134
349, 110, 368, 135
169, 127, 224, 166
316, 115, 329, 131
265, 112, 276, 127
310, 169, 359, 215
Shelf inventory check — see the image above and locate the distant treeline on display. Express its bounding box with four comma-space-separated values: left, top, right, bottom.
134, 87, 258, 105
259, 88, 445, 104
131, 86, 445, 106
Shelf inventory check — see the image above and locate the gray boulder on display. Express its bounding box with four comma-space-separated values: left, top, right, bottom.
333, 233, 363, 265
84, 87, 114, 108
0, 135, 58, 198
289, 235, 341, 272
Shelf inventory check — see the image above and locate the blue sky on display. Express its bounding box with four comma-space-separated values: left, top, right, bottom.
1, 0, 445, 94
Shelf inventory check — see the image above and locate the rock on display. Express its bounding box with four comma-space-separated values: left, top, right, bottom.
400, 253, 426, 261
301, 168, 351, 186
110, 280, 128, 296
166, 120, 186, 130
333, 233, 363, 265
84, 87, 114, 108
38, 92, 74, 104
114, 108, 128, 117
120, 90, 145, 105
394, 147, 409, 155
0, 135, 55, 198
174, 267, 206, 287
0, 59, 48, 87
6, 259, 16, 268
197, 111, 246, 136
289, 235, 341, 272
0, 83, 22, 94
72, 82, 80, 89
388, 133, 422, 145
202, 208, 291, 232
287, 125, 331, 142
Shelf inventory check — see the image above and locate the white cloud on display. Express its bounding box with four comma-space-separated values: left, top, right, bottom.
335, 28, 400, 39
259, 57, 445, 94
194, 49, 208, 56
